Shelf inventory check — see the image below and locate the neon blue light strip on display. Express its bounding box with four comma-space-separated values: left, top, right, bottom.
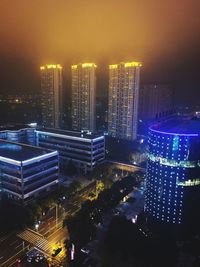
93, 136, 104, 142
0, 151, 58, 167
22, 151, 58, 166
36, 130, 104, 143
2, 188, 22, 197
23, 166, 58, 182
149, 128, 198, 137
23, 179, 58, 199
0, 156, 21, 166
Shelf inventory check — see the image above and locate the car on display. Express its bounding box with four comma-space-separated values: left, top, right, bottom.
16, 258, 21, 264
27, 257, 32, 263
35, 256, 40, 263
81, 247, 90, 254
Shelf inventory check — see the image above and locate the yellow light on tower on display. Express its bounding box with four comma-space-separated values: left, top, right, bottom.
72, 65, 78, 69
47, 64, 62, 69
124, 62, 142, 68
109, 64, 118, 69
82, 63, 97, 68
47, 64, 55, 69
40, 64, 62, 70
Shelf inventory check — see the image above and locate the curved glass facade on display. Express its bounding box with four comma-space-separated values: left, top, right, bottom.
145, 125, 200, 225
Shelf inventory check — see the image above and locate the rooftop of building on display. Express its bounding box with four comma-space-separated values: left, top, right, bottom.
150, 116, 200, 136
109, 61, 142, 69
0, 124, 33, 132
40, 64, 62, 70
71, 63, 97, 69
36, 128, 104, 140
0, 139, 54, 162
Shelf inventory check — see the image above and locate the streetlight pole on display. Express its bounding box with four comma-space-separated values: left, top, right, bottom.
55, 203, 58, 228
96, 180, 98, 197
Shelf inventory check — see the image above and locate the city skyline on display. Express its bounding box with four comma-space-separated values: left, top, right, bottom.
0, 1, 200, 266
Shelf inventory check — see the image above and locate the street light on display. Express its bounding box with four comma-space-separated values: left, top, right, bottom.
55, 203, 58, 228
35, 223, 39, 231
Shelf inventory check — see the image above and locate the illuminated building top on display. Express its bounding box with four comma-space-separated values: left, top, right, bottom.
109, 64, 118, 69
109, 61, 142, 69
71, 63, 97, 69
40, 64, 62, 70
0, 139, 55, 163
124, 61, 142, 67
71, 65, 78, 69
37, 128, 103, 142
150, 117, 200, 136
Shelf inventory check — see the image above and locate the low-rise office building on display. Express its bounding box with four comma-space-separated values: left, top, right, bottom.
0, 125, 105, 174
0, 139, 59, 204
0, 125, 36, 145
36, 128, 105, 173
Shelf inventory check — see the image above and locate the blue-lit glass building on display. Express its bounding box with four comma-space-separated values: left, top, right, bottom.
0, 125, 36, 145
145, 118, 200, 226
36, 128, 105, 173
0, 125, 105, 173
0, 139, 59, 204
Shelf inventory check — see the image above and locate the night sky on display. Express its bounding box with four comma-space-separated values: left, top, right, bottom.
0, 0, 200, 105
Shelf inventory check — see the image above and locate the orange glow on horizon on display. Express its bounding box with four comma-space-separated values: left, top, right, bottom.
0, 1, 198, 68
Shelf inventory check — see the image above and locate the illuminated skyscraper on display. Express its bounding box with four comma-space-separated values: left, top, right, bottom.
108, 62, 142, 140
40, 64, 63, 128
71, 63, 97, 132
145, 118, 200, 226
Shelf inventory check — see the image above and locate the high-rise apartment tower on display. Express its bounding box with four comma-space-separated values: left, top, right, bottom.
40, 64, 63, 128
108, 62, 141, 140
71, 63, 96, 132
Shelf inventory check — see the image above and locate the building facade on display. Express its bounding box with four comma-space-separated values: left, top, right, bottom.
145, 118, 200, 226
71, 63, 96, 132
0, 125, 36, 145
0, 125, 105, 174
36, 128, 105, 173
40, 64, 63, 128
0, 140, 59, 204
139, 84, 174, 121
108, 62, 141, 141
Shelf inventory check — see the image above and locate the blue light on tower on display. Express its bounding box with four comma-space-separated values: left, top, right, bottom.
145, 118, 200, 225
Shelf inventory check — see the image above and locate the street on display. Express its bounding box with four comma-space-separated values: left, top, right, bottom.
0, 167, 142, 266
0, 180, 97, 267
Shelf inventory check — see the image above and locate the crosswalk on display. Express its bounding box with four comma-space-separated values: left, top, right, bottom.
17, 229, 52, 254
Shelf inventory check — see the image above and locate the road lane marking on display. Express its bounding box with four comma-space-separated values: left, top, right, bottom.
0, 244, 30, 266
15, 243, 22, 249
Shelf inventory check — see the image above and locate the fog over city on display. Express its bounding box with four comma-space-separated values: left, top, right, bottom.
0, 0, 200, 103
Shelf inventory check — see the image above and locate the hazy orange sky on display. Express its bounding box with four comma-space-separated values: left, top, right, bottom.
0, 0, 200, 102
